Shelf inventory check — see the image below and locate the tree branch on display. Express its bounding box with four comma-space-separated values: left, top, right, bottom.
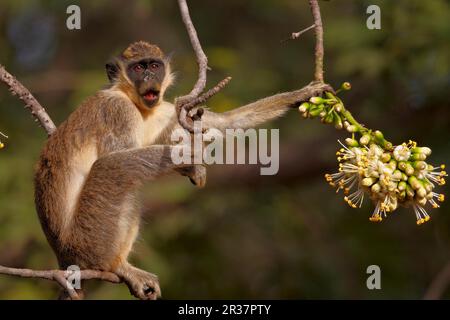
0, 64, 56, 136
176, 0, 231, 133
0, 265, 121, 300
309, 0, 325, 82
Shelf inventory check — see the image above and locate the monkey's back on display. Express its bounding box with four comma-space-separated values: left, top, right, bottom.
34, 93, 111, 254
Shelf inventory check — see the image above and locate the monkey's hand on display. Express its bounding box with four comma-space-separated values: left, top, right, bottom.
176, 165, 207, 188
291, 81, 335, 108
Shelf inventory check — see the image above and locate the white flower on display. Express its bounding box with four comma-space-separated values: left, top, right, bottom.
393, 144, 411, 162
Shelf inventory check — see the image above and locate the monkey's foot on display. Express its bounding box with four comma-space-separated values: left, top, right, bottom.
117, 264, 161, 300
177, 165, 207, 188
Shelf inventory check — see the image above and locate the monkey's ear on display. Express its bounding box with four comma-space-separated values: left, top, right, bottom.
105, 60, 119, 82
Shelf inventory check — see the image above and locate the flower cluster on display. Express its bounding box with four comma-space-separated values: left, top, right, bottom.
299, 83, 447, 225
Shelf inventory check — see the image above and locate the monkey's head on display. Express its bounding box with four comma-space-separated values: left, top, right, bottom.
106, 41, 174, 110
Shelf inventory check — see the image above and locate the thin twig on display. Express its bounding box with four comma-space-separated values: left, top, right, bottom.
0, 64, 56, 136
0, 265, 121, 300
282, 24, 315, 43
309, 0, 324, 82
176, 0, 231, 133
177, 0, 208, 103
183, 76, 232, 111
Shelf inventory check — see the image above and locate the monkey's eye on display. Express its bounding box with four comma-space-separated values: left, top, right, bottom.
133, 64, 145, 72
150, 63, 160, 70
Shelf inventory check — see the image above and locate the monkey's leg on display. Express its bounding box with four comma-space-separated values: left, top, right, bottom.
66, 145, 187, 300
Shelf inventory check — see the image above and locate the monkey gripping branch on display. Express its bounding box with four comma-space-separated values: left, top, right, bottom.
0, 0, 446, 300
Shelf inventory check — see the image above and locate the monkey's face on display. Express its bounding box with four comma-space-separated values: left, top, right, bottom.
127, 58, 166, 109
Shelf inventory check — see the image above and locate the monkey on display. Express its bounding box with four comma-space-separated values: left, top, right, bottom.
34, 41, 330, 300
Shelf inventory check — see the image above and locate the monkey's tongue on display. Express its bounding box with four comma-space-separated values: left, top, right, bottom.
144, 92, 158, 100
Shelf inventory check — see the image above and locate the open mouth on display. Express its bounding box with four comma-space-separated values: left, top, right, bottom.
142, 89, 160, 104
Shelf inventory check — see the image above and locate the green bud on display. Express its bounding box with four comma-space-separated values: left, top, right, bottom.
346, 125, 358, 133
406, 184, 415, 198
398, 181, 407, 191
371, 183, 381, 193
418, 197, 427, 206
398, 190, 406, 200
359, 134, 371, 146
333, 112, 343, 129
411, 147, 431, 156
410, 153, 427, 161
412, 161, 427, 170
298, 102, 311, 113
319, 110, 327, 118
405, 163, 415, 176
408, 176, 421, 190
398, 161, 407, 171
423, 181, 433, 193
417, 187, 427, 198
345, 138, 359, 147
325, 92, 336, 100
309, 105, 323, 117
388, 159, 398, 170
381, 153, 391, 163
362, 177, 376, 187
341, 82, 351, 91
393, 170, 402, 181
401, 173, 408, 181
324, 113, 334, 124
334, 103, 343, 112
309, 96, 325, 104
374, 130, 384, 140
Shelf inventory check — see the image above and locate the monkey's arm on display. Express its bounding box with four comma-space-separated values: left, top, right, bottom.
200, 82, 331, 131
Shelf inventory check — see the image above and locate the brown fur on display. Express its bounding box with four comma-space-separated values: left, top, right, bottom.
34, 41, 330, 299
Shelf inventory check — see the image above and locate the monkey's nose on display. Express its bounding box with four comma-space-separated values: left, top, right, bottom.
143, 71, 155, 82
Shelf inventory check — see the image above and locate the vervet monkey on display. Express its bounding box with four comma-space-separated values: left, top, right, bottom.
34, 41, 330, 299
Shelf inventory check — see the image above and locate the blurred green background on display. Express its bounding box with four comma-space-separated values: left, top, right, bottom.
0, 0, 449, 299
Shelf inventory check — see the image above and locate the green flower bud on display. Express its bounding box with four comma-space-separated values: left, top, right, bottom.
309, 96, 325, 104
324, 113, 334, 124
309, 105, 323, 117
417, 187, 427, 198
381, 153, 391, 163
411, 147, 431, 156
408, 176, 421, 190
374, 130, 384, 140
417, 197, 427, 206
406, 184, 415, 198
298, 102, 311, 113
398, 181, 407, 191
362, 177, 376, 187
346, 125, 358, 133
398, 161, 407, 171
325, 92, 336, 100
345, 138, 359, 147
410, 153, 427, 161
334, 103, 343, 112
340, 82, 351, 91
393, 170, 402, 181
405, 163, 415, 176
371, 183, 381, 193
412, 161, 427, 170
359, 134, 371, 146
333, 112, 343, 129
